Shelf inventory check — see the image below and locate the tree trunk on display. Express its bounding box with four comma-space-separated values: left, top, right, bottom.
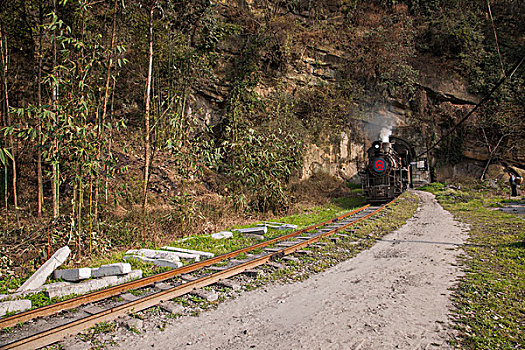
95, 0, 119, 222
0, 24, 18, 222
37, 1, 44, 217
480, 134, 506, 180
105, 78, 116, 204
142, 5, 155, 243
52, 0, 59, 219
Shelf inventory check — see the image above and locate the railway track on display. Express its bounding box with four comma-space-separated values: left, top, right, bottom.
1, 199, 397, 350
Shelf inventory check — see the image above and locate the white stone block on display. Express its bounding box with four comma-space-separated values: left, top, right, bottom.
234, 227, 267, 235
166, 251, 200, 262
0, 300, 32, 316
257, 222, 298, 230
17, 246, 71, 292
113, 270, 142, 284
54, 267, 92, 282
211, 231, 233, 240
44, 270, 141, 299
45, 276, 117, 299
123, 255, 182, 268
160, 246, 215, 258
92, 263, 132, 278
125, 249, 182, 262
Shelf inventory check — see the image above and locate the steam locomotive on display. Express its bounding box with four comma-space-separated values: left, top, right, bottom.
359, 138, 413, 203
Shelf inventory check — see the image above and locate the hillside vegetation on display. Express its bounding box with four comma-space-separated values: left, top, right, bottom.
0, 0, 523, 271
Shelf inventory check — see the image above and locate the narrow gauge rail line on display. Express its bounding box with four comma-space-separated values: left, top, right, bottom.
1, 199, 396, 350
0, 205, 368, 330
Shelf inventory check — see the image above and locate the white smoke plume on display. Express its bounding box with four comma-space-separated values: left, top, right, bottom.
379, 127, 392, 142
362, 106, 397, 143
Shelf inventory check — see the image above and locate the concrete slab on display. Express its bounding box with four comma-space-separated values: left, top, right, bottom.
45, 270, 142, 299
215, 280, 242, 291
317, 228, 333, 233
191, 289, 219, 302
54, 267, 91, 282
159, 301, 185, 315
243, 233, 266, 240
123, 255, 182, 268
211, 231, 233, 240
0, 300, 32, 316
266, 262, 286, 269
114, 270, 142, 284
125, 249, 184, 262
160, 246, 214, 258
180, 274, 198, 281
264, 248, 282, 252
234, 227, 267, 235
243, 269, 259, 278
45, 276, 118, 299
276, 242, 296, 247
325, 225, 345, 229
83, 305, 105, 315
295, 250, 313, 255
92, 263, 131, 278
154, 282, 172, 291
257, 223, 298, 230
120, 293, 139, 302
41, 281, 73, 290
207, 266, 227, 272
17, 246, 71, 292
283, 256, 300, 263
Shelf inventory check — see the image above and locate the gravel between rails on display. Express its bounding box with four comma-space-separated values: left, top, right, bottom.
84, 190, 468, 350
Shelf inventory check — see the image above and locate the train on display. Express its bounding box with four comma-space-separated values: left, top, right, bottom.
359, 137, 414, 203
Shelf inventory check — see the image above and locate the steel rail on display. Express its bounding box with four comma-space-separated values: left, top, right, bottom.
2, 199, 397, 350
0, 205, 370, 330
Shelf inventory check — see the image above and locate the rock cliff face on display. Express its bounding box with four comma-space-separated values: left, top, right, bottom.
151, 1, 524, 183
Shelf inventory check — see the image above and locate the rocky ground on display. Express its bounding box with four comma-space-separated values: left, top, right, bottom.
71, 190, 467, 350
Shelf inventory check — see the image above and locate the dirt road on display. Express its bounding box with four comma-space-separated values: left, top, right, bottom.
113, 190, 468, 350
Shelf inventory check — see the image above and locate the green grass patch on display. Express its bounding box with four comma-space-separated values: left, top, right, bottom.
422, 181, 524, 349
164, 196, 366, 257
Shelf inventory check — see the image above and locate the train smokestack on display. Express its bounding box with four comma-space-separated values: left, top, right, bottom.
382, 142, 391, 153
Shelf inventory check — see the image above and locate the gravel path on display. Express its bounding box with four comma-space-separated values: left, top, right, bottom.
113, 190, 468, 350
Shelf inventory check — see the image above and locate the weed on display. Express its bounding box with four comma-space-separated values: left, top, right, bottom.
91, 321, 116, 335
0, 327, 12, 334
130, 311, 144, 320
127, 325, 141, 334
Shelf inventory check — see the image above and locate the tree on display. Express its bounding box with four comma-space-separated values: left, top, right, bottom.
0, 22, 18, 224
142, 0, 159, 243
